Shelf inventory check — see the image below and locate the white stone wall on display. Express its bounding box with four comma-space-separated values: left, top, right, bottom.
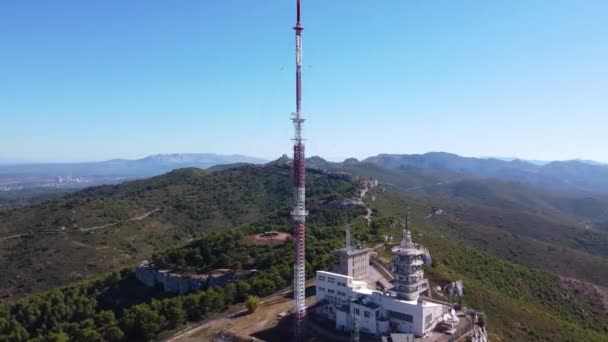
136, 261, 250, 294
316, 271, 355, 305
333, 248, 371, 280
353, 251, 370, 280
135, 262, 157, 287
351, 301, 380, 334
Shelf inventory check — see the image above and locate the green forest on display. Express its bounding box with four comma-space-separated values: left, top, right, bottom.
1, 165, 607, 341
0, 165, 359, 299
3, 203, 607, 341
0, 210, 360, 342
370, 193, 608, 342
0, 167, 363, 342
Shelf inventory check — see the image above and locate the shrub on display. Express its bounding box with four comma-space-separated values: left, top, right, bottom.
245, 296, 261, 314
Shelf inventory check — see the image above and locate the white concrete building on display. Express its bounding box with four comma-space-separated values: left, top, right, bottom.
333, 245, 372, 280
332, 225, 372, 281
315, 271, 445, 336
315, 228, 448, 337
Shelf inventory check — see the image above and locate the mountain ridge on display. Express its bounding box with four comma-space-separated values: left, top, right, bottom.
360, 152, 608, 194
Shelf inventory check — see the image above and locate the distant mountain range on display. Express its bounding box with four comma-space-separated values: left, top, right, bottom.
359, 152, 608, 194
268, 152, 608, 195
0, 153, 267, 176
4, 151, 608, 196
0, 153, 267, 190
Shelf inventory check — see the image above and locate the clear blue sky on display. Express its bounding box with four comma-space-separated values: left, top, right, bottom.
1, 0, 606, 163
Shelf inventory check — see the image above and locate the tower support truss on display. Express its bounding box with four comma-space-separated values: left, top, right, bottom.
291, 0, 307, 339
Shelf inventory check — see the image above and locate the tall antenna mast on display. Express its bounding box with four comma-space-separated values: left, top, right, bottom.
401, 207, 414, 249
291, 0, 307, 339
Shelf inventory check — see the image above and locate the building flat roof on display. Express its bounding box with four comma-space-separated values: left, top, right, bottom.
317, 270, 350, 279
391, 246, 425, 255
395, 298, 419, 305
354, 287, 376, 295
334, 246, 373, 255
421, 301, 444, 308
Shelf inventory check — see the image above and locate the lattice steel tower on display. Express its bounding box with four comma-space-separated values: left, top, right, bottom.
291, 0, 308, 339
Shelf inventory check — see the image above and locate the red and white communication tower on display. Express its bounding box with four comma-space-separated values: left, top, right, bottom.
291, 0, 307, 339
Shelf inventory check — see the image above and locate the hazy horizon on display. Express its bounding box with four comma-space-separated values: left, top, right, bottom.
1, 151, 606, 166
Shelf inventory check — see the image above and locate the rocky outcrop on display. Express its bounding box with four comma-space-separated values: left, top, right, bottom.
444, 280, 464, 297
136, 260, 254, 294
327, 199, 364, 209
559, 276, 608, 314
330, 172, 356, 182
361, 178, 379, 190
421, 246, 433, 266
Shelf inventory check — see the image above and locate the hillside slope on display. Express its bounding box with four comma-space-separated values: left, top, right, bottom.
2, 185, 606, 342
410, 178, 608, 255
369, 190, 608, 341
335, 162, 608, 287
0, 163, 606, 341
0, 165, 358, 300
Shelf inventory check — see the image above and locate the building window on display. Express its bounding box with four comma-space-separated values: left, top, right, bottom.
388, 310, 414, 323
354, 308, 360, 316
318, 287, 325, 292
319, 275, 326, 281
364, 311, 371, 318
327, 277, 335, 283
328, 289, 335, 294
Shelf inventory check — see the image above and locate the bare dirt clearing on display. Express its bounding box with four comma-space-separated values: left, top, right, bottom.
174, 296, 308, 341
244, 232, 292, 246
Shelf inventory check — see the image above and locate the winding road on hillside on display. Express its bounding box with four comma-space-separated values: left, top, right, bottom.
78, 207, 160, 232
359, 184, 373, 225
399, 181, 453, 192
0, 207, 160, 241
